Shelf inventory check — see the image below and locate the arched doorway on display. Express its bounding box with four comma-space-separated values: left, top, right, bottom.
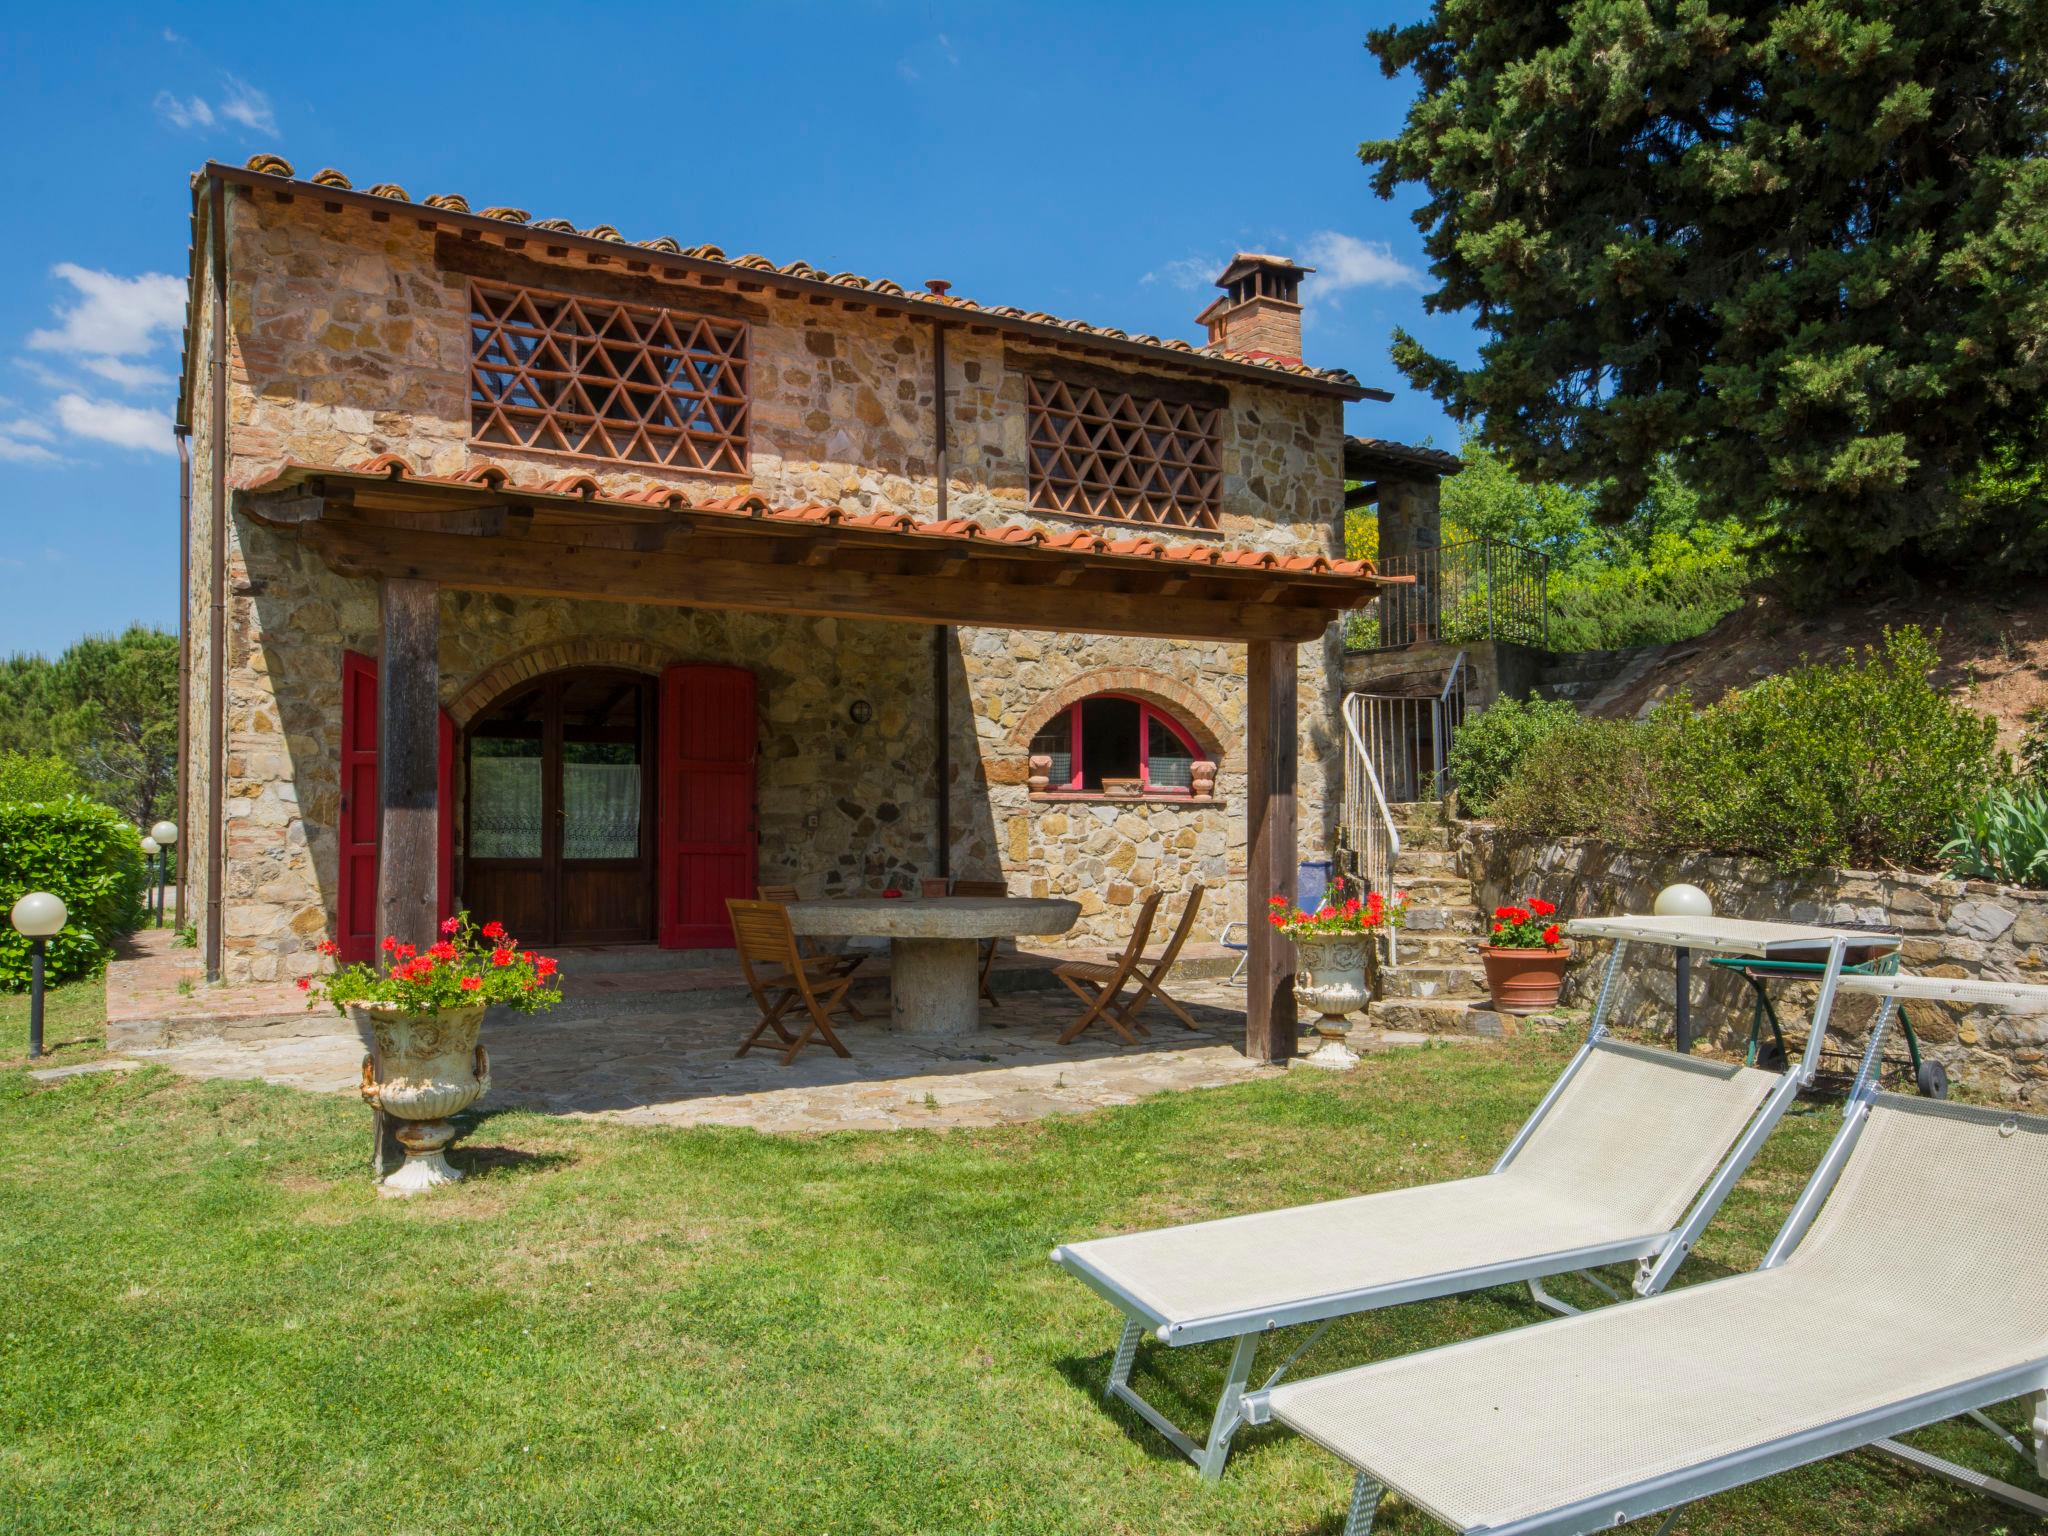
465, 668, 657, 945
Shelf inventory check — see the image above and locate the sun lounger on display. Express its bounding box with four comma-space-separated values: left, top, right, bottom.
1051, 915, 1883, 1479
1248, 971, 2048, 1533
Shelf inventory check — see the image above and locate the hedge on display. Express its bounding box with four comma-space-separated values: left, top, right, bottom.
0, 798, 145, 991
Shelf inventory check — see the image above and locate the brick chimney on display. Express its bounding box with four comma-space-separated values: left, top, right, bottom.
1197, 253, 1311, 363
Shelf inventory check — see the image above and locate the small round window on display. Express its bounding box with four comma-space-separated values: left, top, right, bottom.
1030, 694, 1200, 795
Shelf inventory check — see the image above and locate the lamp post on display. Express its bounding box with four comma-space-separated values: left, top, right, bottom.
10, 892, 67, 1061
139, 836, 161, 927
1654, 883, 1714, 1053
151, 821, 179, 930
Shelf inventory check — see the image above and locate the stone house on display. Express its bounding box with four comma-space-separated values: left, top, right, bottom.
171, 154, 1419, 1058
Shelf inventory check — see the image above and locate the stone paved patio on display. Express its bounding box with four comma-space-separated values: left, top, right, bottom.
106, 933, 1479, 1134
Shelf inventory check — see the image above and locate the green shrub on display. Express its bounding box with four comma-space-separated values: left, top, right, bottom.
1446, 695, 1580, 815
1664, 627, 2000, 870
1546, 533, 1752, 651
1942, 782, 2048, 888
1487, 705, 1688, 847
2020, 709, 2048, 784
0, 752, 82, 804
0, 798, 145, 991
1463, 627, 2000, 873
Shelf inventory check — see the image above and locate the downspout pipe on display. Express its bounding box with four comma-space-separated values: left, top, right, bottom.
929, 313, 951, 879
206, 175, 228, 982
175, 427, 191, 931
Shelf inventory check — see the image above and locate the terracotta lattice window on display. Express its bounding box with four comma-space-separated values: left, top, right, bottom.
1026, 378, 1222, 529
469, 281, 749, 473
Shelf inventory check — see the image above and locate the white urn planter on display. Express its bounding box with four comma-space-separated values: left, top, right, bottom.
1294, 935, 1370, 1070
353, 1002, 491, 1196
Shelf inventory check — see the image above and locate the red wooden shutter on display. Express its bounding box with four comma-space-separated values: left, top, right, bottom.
438, 708, 457, 921
337, 651, 381, 963
336, 651, 457, 960
657, 664, 757, 949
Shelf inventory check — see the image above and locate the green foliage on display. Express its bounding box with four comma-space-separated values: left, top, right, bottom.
1666, 628, 2000, 868
1546, 526, 1753, 651
0, 626, 178, 827
0, 798, 145, 991
1468, 628, 2001, 871
1446, 694, 1580, 814
1363, 3, 2048, 592
0, 753, 83, 805
2020, 709, 2048, 784
1942, 782, 2048, 888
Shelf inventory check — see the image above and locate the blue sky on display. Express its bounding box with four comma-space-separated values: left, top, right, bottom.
0, 2, 1475, 657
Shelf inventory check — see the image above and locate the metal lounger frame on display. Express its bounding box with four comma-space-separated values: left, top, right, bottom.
1056, 933, 1857, 1480
1255, 980, 2048, 1535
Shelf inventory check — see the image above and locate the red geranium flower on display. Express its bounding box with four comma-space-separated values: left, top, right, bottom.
1528, 897, 1556, 918
295, 976, 311, 992
381, 936, 400, 953
481, 920, 507, 941
491, 947, 514, 967
534, 956, 558, 979
459, 975, 483, 992
1268, 894, 1289, 907
428, 941, 457, 963
1542, 923, 1562, 946
440, 916, 461, 936
318, 939, 339, 956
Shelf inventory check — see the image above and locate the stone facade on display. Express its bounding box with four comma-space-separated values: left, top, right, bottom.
1460, 825, 2048, 1102
185, 184, 1351, 980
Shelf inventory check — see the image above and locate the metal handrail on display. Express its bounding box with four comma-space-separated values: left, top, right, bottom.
1339, 691, 1403, 969
1433, 650, 1467, 798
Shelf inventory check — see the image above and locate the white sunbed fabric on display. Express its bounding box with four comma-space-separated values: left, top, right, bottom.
1265, 1093, 2048, 1533
1061, 1042, 1779, 1330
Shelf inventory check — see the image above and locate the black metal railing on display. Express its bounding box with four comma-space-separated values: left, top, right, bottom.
1346, 537, 1549, 651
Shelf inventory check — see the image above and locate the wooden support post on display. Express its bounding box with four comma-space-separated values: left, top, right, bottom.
1245, 639, 1299, 1063
375, 577, 440, 952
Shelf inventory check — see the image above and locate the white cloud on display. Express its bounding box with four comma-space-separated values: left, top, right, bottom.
217, 76, 277, 134
153, 73, 277, 136
1298, 231, 1424, 309
54, 393, 175, 455
936, 33, 959, 66
82, 356, 174, 389
154, 90, 214, 129
1141, 254, 1226, 292
0, 413, 60, 461
896, 58, 920, 82
163, 27, 186, 44
28, 265, 186, 359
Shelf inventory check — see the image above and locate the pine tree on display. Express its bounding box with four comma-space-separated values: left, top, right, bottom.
1365, 1, 2048, 588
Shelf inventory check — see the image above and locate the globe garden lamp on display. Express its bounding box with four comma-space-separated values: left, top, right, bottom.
1653, 883, 1713, 1053
150, 821, 179, 928
10, 891, 68, 1061
151, 820, 181, 930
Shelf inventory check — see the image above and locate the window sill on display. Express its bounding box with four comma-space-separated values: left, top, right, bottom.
1028, 792, 1224, 808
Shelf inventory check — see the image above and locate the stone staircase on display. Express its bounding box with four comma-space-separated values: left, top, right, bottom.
1366, 801, 1513, 1037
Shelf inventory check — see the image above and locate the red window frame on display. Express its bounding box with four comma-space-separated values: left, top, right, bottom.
1040, 693, 1200, 795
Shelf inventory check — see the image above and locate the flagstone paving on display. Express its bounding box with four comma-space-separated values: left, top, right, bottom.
119, 964, 1481, 1134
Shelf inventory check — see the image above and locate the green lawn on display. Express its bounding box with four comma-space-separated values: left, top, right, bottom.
0, 981, 2039, 1535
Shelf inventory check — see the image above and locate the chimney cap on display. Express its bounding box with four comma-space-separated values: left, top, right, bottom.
1213, 252, 1314, 288
924, 278, 952, 296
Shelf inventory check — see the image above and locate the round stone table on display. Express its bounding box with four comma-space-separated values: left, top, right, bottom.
786, 896, 1081, 1037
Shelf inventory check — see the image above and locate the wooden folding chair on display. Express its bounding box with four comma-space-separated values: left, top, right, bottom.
1117, 882, 1206, 1031
1056, 890, 1164, 1045
728, 899, 857, 1065
759, 883, 866, 1020
951, 879, 1010, 1007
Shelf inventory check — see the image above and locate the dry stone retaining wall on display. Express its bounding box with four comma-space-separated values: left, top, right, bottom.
1458, 824, 2048, 1102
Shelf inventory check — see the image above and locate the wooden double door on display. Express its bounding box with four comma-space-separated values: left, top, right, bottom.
462, 664, 755, 947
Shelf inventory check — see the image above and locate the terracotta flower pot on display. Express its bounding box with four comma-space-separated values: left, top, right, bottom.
1478, 944, 1571, 1015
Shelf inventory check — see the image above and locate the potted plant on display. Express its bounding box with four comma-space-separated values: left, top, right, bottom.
1270, 877, 1408, 1069
1478, 898, 1570, 1015
303, 913, 562, 1196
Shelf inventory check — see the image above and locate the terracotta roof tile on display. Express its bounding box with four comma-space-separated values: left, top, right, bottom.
231, 155, 1366, 393
238, 456, 1388, 587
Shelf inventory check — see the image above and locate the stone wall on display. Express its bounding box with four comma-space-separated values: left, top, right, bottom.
193, 190, 1348, 976
1459, 824, 2048, 1102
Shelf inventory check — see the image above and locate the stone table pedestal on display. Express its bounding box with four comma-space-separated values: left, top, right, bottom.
787, 896, 1082, 1037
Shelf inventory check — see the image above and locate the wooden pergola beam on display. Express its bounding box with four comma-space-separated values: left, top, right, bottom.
1244, 639, 1300, 1062
376, 577, 441, 952
302, 521, 1341, 643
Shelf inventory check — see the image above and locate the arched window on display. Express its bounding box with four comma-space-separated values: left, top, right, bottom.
1030, 694, 1201, 796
